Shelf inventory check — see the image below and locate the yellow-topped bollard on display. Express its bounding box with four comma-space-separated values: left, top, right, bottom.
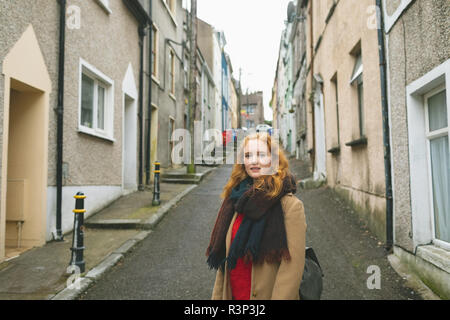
68, 192, 86, 274
152, 162, 161, 206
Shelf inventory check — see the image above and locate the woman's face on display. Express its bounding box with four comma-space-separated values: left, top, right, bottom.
243, 138, 272, 179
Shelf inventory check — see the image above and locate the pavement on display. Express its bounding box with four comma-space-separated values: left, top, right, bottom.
0, 165, 215, 300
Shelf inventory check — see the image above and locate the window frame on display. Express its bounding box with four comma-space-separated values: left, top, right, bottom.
424, 84, 449, 248
168, 116, 175, 164
161, 0, 177, 26
151, 23, 159, 81
333, 74, 340, 145
78, 58, 115, 141
246, 104, 255, 115
183, 54, 189, 90
169, 48, 176, 97
350, 52, 365, 138
407, 58, 450, 251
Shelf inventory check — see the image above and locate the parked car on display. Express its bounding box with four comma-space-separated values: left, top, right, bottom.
256, 124, 272, 135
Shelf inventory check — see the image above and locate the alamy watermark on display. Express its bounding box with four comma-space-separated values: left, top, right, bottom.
171, 122, 280, 173
66, 265, 82, 290
366, 5, 382, 30
67, 5, 81, 30
366, 265, 381, 290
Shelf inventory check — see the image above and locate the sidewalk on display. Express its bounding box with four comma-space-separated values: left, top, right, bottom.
288, 156, 434, 300
0, 165, 215, 300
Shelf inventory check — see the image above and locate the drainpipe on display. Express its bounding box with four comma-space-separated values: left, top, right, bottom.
376, 0, 393, 252
138, 25, 145, 191
145, 0, 153, 186
309, 0, 316, 173
55, 0, 66, 241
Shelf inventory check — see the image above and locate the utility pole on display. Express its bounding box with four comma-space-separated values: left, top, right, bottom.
187, 0, 198, 174
238, 68, 242, 129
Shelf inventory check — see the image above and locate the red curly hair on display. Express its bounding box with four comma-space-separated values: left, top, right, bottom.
221, 132, 291, 199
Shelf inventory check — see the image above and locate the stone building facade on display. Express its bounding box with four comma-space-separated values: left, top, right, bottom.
241, 91, 264, 129
383, 0, 450, 299
0, 0, 143, 261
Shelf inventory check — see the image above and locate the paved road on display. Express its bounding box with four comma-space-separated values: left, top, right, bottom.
80, 161, 422, 300
80, 165, 230, 300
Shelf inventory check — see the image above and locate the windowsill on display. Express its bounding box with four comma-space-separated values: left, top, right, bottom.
78, 127, 115, 142
169, 93, 176, 101
161, 1, 178, 28
95, 0, 112, 14
151, 75, 160, 84
416, 245, 450, 274
345, 136, 367, 147
327, 145, 340, 155
152, 75, 163, 90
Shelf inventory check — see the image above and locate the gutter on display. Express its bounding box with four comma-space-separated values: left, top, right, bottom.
376, 0, 394, 252
55, 0, 66, 241
138, 25, 145, 190
309, 0, 316, 173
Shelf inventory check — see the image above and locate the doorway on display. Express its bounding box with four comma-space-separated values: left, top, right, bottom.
5, 79, 47, 259
314, 85, 327, 180
123, 94, 137, 191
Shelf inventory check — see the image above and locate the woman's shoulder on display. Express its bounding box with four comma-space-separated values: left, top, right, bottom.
280, 193, 304, 215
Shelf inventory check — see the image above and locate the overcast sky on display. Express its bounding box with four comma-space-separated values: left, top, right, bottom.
195, 0, 293, 122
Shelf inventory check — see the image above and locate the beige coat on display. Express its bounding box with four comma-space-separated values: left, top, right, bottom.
211, 193, 307, 300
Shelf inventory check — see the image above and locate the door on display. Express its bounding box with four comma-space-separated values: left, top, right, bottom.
314, 86, 327, 180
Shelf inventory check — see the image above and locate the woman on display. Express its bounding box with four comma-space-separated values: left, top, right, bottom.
206, 132, 307, 300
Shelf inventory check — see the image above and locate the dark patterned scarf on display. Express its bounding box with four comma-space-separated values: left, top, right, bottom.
206, 174, 297, 271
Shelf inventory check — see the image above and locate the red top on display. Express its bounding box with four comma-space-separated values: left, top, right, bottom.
229, 213, 252, 300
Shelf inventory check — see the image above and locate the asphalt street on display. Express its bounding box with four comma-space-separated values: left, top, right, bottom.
80, 162, 422, 300
79, 165, 229, 300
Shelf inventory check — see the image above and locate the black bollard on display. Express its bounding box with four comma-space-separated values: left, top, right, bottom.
68, 192, 86, 274
152, 162, 161, 206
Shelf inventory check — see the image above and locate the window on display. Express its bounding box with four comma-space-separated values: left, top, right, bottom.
169, 117, 175, 164
169, 49, 175, 96
164, 0, 175, 12
407, 58, 450, 249
246, 104, 255, 115
151, 24, 159, 79
203, 77, 210, 108
162, 0, 177, 25
208, 83, 213, 108
183, 54, 189, 90
425, 86, 449, 243
247, 120, 255, 128
350, 52, 364, 137
331, 73, 340, 147
79, 59, 114, 140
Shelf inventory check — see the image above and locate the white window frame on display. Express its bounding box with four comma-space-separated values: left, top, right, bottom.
79, 58, 115, 141
168, 48, 176, 99
151, 23, 159, 82
407, 59, 450, 251
183, 54, 189, 90
424, 84, 449, 249
161, 0, 178, 27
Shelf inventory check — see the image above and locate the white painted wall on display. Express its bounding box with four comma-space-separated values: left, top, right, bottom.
122, 63, 138, 191
46, 185, 123, 241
